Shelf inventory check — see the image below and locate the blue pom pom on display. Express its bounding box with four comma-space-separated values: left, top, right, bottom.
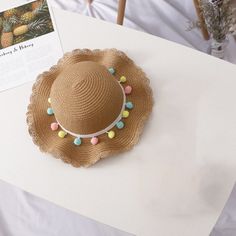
116, 121, 125, 129
125, 102, 134, 110
47, 108, 54, 115
74, 138, 82, 146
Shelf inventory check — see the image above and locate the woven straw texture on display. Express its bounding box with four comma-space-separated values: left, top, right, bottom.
51, 61, 124, 134
27, 49, 153, 167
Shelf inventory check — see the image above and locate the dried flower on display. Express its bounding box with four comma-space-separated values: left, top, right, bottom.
199, 0, 236, 42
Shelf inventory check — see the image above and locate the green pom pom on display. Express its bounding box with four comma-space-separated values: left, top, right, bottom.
108, 67, 116, 75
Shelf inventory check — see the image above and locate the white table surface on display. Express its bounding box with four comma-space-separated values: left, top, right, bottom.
1, 8, 236, 236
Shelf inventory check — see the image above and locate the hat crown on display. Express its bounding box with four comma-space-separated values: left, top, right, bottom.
50, 61, 124, 135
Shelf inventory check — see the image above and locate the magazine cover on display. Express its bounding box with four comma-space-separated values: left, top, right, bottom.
0, 0, 63, 91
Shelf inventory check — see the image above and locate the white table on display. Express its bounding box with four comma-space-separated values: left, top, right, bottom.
1, 8, 236, 236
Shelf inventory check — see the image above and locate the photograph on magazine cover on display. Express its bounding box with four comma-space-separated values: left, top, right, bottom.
0, 0, 54, 49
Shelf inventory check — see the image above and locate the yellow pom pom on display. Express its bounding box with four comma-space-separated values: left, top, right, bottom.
58, 131, 67, 138
120, 76, 126, 83
48, 98, 51, 103
122, 110, 129, 118
107, 130, 116, 139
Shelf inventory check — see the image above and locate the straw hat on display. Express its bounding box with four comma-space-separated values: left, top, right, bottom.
27, 49, 153, 167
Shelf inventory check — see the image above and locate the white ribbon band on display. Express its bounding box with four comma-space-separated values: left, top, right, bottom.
55, 82, 126, 138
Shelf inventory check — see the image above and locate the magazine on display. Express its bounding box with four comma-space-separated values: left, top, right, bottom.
0, 0, 63, 91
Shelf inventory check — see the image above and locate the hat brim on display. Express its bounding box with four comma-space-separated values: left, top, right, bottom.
27, 49, 153, 167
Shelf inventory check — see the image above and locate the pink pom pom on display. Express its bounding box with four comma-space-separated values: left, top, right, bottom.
124, 85, 132, 95
91, 137, 99, 145
51, 122, 59, 131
